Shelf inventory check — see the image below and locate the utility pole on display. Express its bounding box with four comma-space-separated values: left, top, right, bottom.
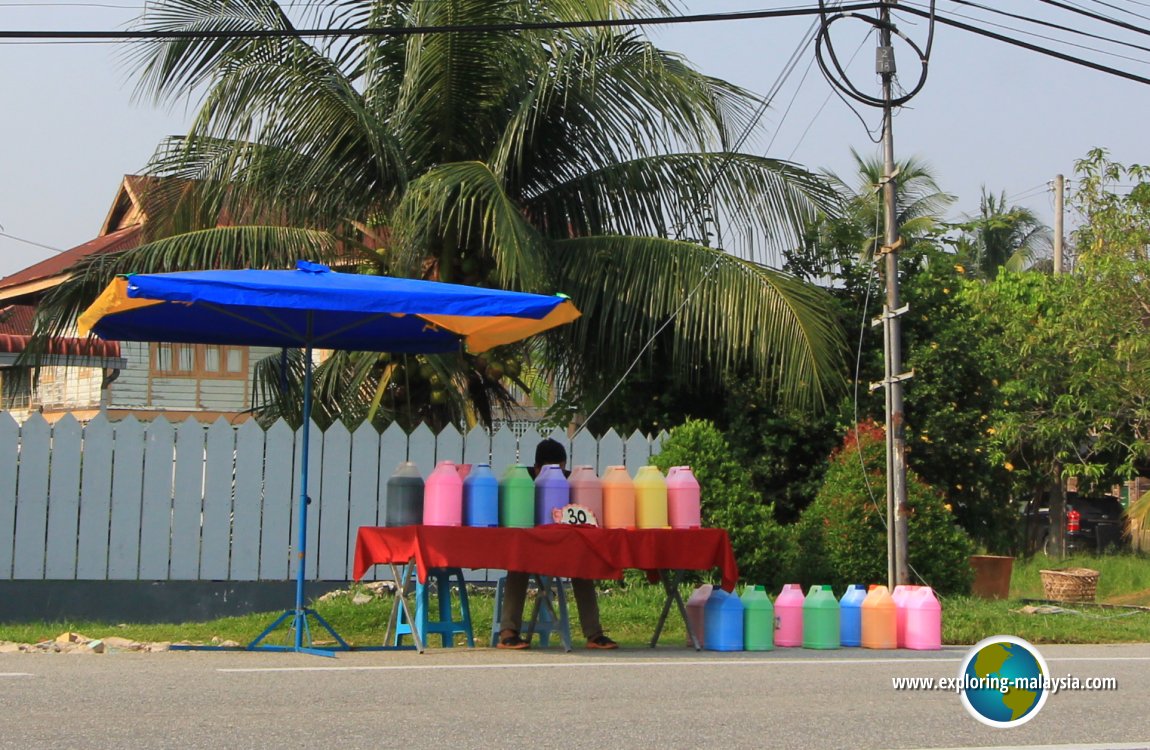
877, 0, 910, 588
1053, 174, 1064, 274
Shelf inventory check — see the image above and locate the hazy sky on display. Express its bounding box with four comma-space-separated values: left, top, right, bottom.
2, 1, 1148, 279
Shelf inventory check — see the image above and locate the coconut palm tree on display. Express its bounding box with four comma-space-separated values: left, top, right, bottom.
960, 188, 1052, 279
37, 0, 846, 428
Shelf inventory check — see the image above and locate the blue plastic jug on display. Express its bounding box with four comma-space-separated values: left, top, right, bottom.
839, 584, 867, 647
703, 588, 745, 652
462, 463, 499, 527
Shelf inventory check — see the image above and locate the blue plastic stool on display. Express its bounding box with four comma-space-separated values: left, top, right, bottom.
489, 574, 572, 651
394, 566, 475, 648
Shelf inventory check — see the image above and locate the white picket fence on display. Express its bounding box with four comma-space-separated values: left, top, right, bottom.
0, 413, 665, 583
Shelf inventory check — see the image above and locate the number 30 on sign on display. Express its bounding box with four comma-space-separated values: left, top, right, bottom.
551, 504, 599, 526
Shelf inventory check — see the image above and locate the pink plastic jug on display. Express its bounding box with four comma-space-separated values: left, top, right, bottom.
666, 466, 701, 529
903, 586, 942, 650
423, 460, 463, 526
774, 583, 805, 647
685, 584, 713, 648
568, 465, 603, 524
601, 466, 636, 529
892, 584, 921, 648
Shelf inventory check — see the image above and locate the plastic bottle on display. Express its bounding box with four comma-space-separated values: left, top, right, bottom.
704, 588, 745, 651
903, 586, 942, 650
685, 584, 713, 648
839, 584, 868, 647
568, 465, 603, 524
462, 463, 499, 527
384, 461, 424, 527
423, 460, 463, 526
499, 465, 535, 528
633, 465, 669, 528
741, 585, 775, 651
774, 583, 805, 647
803, 584, 840, 649
601, 466, 636, 529
534, 464, 570, 525
666, 466, 702, 529
861, 585, 898, 649
892, 584, 921, 648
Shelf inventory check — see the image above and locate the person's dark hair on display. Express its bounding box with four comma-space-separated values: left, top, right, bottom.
534, 438, 567, 468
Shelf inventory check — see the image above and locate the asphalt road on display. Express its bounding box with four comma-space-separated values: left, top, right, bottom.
2, 644, 1148, 750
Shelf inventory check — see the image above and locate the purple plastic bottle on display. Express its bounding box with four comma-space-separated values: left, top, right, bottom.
534, 464, 570, 525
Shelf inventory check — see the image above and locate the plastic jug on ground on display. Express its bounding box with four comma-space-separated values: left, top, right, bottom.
892, 584, 922, 648
861, 585, 898, 649
534, 464, 570, 525
803, 584, 840, 649
385, 461, 424, 527
633, 465, 669, 528
704, 588, 744, 652
903, 586, 942, 650
774, 583, 805, 647
685, 584, 713, 648
423, 460, 463, 526
666, 466, 702, 529
499, 465, 535, 528
839, 584, 868, 647
741, 584, 775, 651
601, 466, 636, 529
462, 463, 499, 527
568, 465, 603, 523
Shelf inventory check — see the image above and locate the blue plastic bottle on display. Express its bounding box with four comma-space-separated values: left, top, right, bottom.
462, 463, 499, 527
839, 584, 868, 647
703, 588, 745, 652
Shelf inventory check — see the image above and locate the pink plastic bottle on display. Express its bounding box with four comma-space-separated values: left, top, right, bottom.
601, 466, 636, 529
685, 584, 713, 648
666, 466, 702, 529
774, 583, 805, 647
892, 584, 921, 648
903, 586, 942, 650
422, 460, 463, 526
568, 465, 603, 524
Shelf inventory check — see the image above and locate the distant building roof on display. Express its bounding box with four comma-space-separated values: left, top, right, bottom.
0, 225, 142, 300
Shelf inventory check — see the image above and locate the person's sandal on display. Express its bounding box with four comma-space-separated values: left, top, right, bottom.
585, 633, 618, 650
497, 633, 530, 650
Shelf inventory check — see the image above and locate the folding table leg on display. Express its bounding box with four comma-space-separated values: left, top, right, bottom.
651, 570, 700, 650
385, 561, 424, 653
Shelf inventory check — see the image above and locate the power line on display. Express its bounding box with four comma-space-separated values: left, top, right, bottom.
0, 3, 886, 40
1033, 0, 1150, 37
898, 4, 1150, 85
0, 231, 64, 254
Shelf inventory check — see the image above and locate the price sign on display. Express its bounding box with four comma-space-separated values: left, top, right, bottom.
551, 503, 599, 526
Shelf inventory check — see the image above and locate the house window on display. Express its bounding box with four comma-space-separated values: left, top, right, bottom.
150, 343, 247, 378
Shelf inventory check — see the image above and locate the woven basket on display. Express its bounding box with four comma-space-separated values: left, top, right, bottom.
1039, 567, 1100, 602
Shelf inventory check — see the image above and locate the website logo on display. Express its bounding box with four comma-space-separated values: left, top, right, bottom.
958, 635, 1050, 727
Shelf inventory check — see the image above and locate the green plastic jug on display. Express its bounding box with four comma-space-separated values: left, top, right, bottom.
802, 584, 840, 649
499, 465, 535, 528
741, 585, 775, 651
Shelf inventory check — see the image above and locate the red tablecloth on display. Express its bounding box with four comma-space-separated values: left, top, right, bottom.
353, 525, 738, 592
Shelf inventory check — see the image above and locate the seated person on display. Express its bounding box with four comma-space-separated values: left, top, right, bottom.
497, 438, 618, 650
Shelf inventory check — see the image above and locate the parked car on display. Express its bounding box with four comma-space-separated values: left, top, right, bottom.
1022, 492, 1127, 555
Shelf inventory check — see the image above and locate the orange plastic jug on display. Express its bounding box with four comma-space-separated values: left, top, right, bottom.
633, 465, 668, 528
861, 585, 897, 649
601, 466, 636, 529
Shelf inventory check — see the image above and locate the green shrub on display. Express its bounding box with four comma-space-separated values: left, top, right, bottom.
653, 419, 793, 589
793, 421, 975, 594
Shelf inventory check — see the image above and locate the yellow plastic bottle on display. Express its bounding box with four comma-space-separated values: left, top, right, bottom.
633, 465, 669, 528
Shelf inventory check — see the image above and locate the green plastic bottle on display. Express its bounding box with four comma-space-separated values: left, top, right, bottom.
741, 585, 775, 651
802, 584, 840, 649
499, 465, 535, 528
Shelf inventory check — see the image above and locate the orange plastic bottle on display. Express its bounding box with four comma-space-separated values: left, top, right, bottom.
601, 466, 636, 529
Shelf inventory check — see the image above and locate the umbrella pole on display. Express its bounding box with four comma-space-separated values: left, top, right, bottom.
245, 343, 352, 656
